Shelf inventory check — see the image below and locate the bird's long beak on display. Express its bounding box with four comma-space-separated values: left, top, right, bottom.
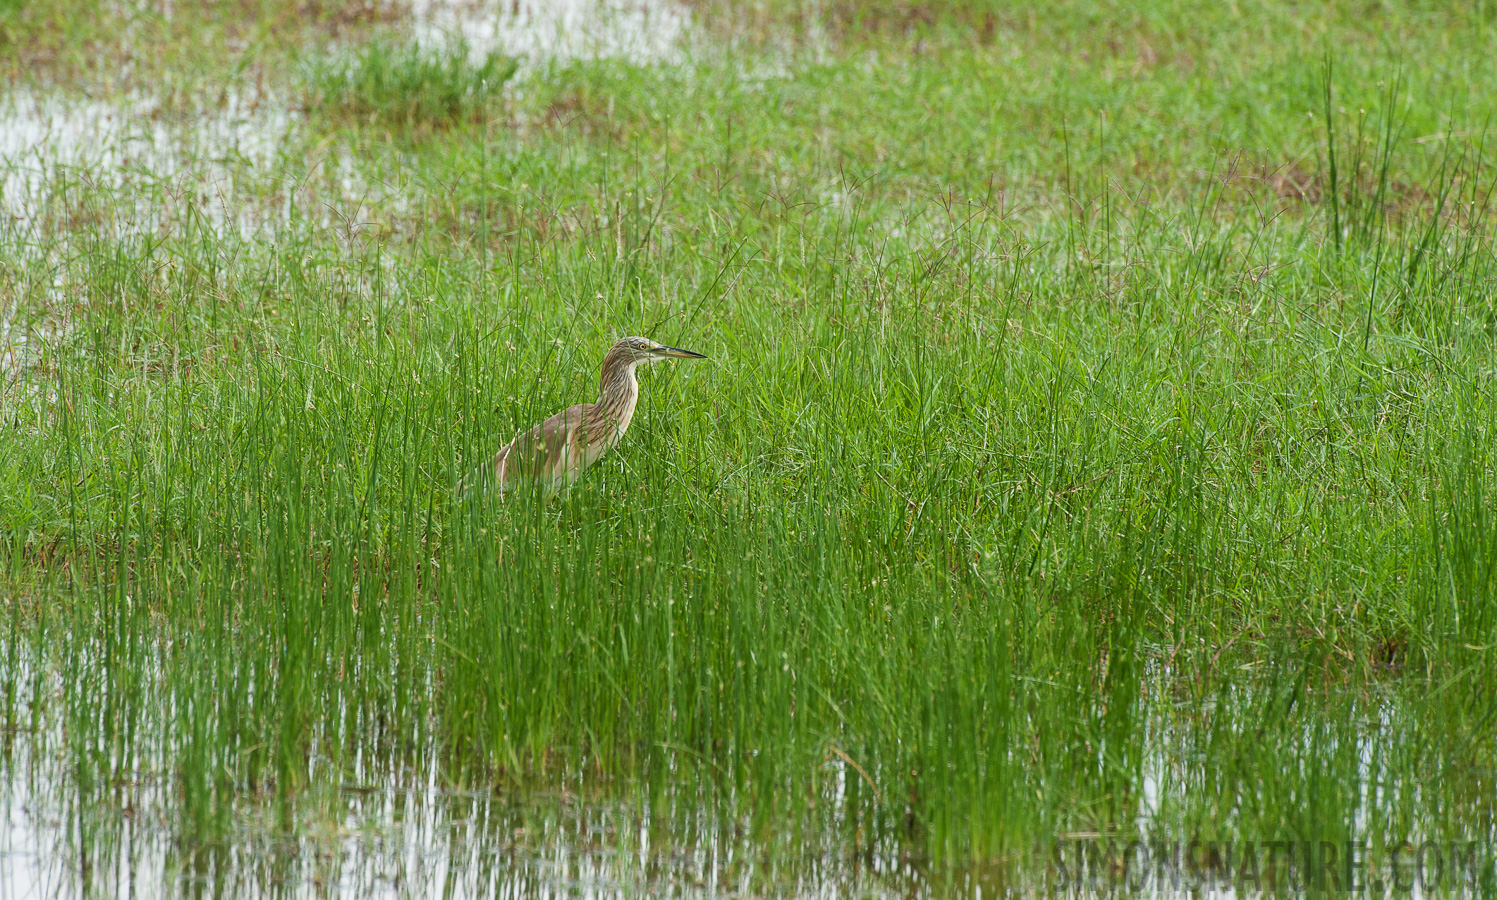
657, 345, 708, 359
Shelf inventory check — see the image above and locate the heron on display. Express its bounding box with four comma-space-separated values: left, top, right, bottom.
471, 336, 707, 496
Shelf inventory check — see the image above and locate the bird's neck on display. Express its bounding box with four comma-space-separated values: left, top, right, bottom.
597, 359, 640, 435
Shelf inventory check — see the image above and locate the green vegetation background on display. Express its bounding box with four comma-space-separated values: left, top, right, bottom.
1, 0, 1496, 881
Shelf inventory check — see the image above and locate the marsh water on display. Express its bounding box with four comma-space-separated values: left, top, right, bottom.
1, 624, 1490, 897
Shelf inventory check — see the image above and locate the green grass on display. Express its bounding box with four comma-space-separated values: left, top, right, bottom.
3, 0, 1497, 894
303, 39, 517, 132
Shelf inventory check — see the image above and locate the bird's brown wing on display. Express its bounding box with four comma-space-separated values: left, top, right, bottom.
489, 404, 590, 488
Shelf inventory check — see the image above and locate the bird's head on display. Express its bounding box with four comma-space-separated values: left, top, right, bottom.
613, 336, 708, 366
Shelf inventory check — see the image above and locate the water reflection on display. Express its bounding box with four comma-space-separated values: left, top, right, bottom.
1, 767, 938, 898
3, 645, 1485, 899
412, 0, 690, 68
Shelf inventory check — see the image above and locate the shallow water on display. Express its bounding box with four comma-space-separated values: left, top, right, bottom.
0, 0, 690, 244
1, 619, 1488, 899
0, 748, 930, 897
0, 0, 690, 377
413, 0, 689, 67
0, 85, 296, 239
